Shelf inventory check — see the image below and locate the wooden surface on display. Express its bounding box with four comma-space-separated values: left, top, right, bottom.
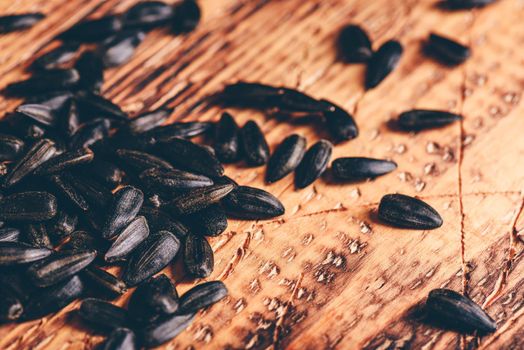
0, 0, 524, 349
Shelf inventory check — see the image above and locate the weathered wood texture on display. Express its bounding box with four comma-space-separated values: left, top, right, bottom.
0, 0, 523, 349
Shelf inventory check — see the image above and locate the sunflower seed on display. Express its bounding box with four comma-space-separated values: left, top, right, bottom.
124, 1, 174, 29
61, 231, 100, 252
123, 231, 180, 286
60, 98, 81, 137
103, 328, 137, 350
23, 223, 52, 249
214, 112, 240, 163
221, 82, 283, 107
140, 122, 213, 146
16, 104, 58, 127
365, 40, 403, 89
0, 227, 21, 242
140, 312, 195, 347
140, 167, 213, 194
338, 24, 372, 62
24, 275, 84, 319
83, 159, 124, 187
0, 134, 24, 161
67, 173, 113, 210
26, 91, 73, 111
27, 250, 96, 287
397, 109, 462, 131
116, 149, 173, 173
127, 107, 172, 134
167, 183, 234, 215
139, 206, 188, 238
172, 0, 201, 33
48, 174, 89, 211
275, 88, 332, 113
295, 139, 332, 189
425, 288, 497, 334
0, 191, 57, 222
60, 15, 123, 42
75, 51, 104, 93
79, 298, 129, 329
332, 157, 397, 181
0, 288, 23, 322
105, 216, 149, 263
101, 30, 146, 68
128, 274, 179, 324
5, 69, 80, 96
426, 33, 471, 65
70, 119, 111, 149
184, 235, 213, 278
320, 100, 359, 142
184, 204, 228, 237
31, 42, 80, 70
179, 280, 228, 313
444, 0, 497, 9
0, 242, 52, 266
75, 91, 128, 121
222, 186, 285, 220
0, 13, 44, 33
266, 134, 306, 183
4, 138, 57, 187
240, 120, 270, 166
378, 193, 443, 229
102, 186, 144, 239
49, 211, 78, 240
83, 267, 128, 298
34, 148, 94, 176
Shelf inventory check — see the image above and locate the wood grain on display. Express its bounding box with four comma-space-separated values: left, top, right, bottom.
0, 0, 523, 349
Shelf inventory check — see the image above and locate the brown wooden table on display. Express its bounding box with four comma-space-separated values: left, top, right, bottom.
0, 0, 523, 349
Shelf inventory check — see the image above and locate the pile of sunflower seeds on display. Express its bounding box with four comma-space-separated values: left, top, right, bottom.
0, 0, 501, 347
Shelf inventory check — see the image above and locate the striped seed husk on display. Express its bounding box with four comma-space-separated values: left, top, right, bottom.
0, 191, 57, 222
378, 194, 443, 230
365, 40, 403, 89
397, 109, 462, 131
167, 183, 234, 215
103, 327, 137, 350
179, 280, 228, 313
184, 235, 214, 278
102, 186, 144, 239
105, 216, 150, 263
266, 134, 306, 183
332, 157, 397, 181
222, 186, 285, 220
82, 267, 128, 298
240, 120, 270, 166
79, 298, 129, 330
295, 139, 332, 189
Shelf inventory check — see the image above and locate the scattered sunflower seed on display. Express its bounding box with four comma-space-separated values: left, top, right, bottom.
266, 134, 306, 183
332, 157, 397, 181
378, 193, 443, 229
365, 40, 403, 89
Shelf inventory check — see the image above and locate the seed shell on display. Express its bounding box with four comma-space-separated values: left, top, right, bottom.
0, 241, 52, 266
184, 235, 214, 278
0, 191, 57, 222
337, 24, 373, 62
103, 328, 137, 350
101, 30, 146, 68
102, 186, 144, 239
79, 298, 129, 330
378, 193, 443, 229
124, 1, 174, 29
127, 107, 172, 134
116, 149, 174, 172
83, 267, 128, 298
167, 183, 234, 215
140, 312, 195, 347
214, 112, 240, 163
31, 42, 80, 70
266, 134, 306, 183
0, 227, 21, 242
0, 134, 24, 161
23, 223, 52, 249
60, 16, 123, 42
332, 157, 397, 181
184, 204, 228, 237
105, 216, 150, 263
222, 186, 285, 220
426, 33, 471, 65
140, 167, 213, 194
365, 40, 403, 89
295, 139, 333, 188
75, 51, 104, 93
34, 148, 94, 176
0, 13, 45, 33
16, 104, 57, 127
240, 120, 270, 166
397, 109, 463, 131
179, 280, 228, 313
172, 0, 201, 33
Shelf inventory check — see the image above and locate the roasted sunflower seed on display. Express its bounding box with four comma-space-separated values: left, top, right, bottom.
214, 112, 240, 163
16, 104, 58, 127
240, 120, 270, 166
139, 206, 188, 238
365, 40, 403, 89
332, 157, 397, 181
397, 109, 462, 131
75, 51, 104, 93
0, 227, 21, 242
116, 148, 173, 173
266, 134, 306, 183
127, 107, 172, 134
172, 0, 201, 33
5, 69, 80, 96
124, 1, 174, 29
337, 24, 373, 62
444, 0, 497, 9
222, 185, 285, 220
102, 186, 144, 239
184, 234, 214, 278
83, 267, 128, 298
140, 167, 213, 194
60, 15, 123, 42
167, 183, 234, 215
140, 312, 195, 347
0, 191, 57, 222
0, 288, 23, 322
378, 193, 443, 229
0, 134, 24, 161
79, 298, 129, 329
179, 280, 228, 313
33, 148, 94, 176
105, 216, 150, 263
75, 91, 128, 121
48, 173, 90, 211
0, 13, 45, 33
426, 33, 471, 65
184, 204, 228, 237
23, 223, 52, 249
295, 139, 332, 188
100, 30, 146, 68
321, 100, 358, 142
0, 241, 52, 266
103, 327, 137, 350
31, 42, 80, 70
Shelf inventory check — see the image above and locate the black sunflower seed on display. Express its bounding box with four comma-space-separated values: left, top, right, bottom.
140, 167, 213, 194
49, 210, 78, 240
221, 82, 283, 107
275, 88, 333, 113
79, 298, 129, 330
66, 173, 113, 213
16, 104, 58, 127
27, 250, 96, 287
61, 231, 100, 252
75, 51, 104, 93
83, 159, 124, 187
100, 30, 146, 68
397, 109, 462, 131
425, 288, 497, 334
172, 0, 201, 33
179, 280, 228, 313
426, 33, 471, 65
83, 267, 128, 298
69, 119, 111, 149
0, 13, 44, 33
60, 15, 123, 42
139, 121, 213, 146
378, 193, 443, 229
214, 112, 240, 163
24, 275, 84, 320
222, 186, 285, 220
0, 288, 23, 322
167, 183, 235, 215
139, 206, 188, 238
0, 191, 57, 222
365, 40, 403, 89
332, 157, 397, 181
26, 91, 73, 111
103, 328, 137, 350
184, 235, 214, 278
4, 138, 57, 187
240, 120, 270, 166
75, 91, 128, 121
124, 1, 174, 29
295, 139, 332, 189
128, 274, 179, 324
23, 223, 52, 249
0, 242, 52, 266
34, 148, 94, 176
116, 149, 173, 173
444, 0, 497, 9
127, 107, 172, 134
0, 134, 24, 161
123, 230, 180, 286
184, 204, 228, 237
5, 68, 80, 96
102, 186, 144, 239
266, 134, 306, 183
140, 312, 195, 347
105, 216, 150, 263
31, 42, 80, 70
159, 138, 224, 177
0, 227, 21, 242
48, 173, 89, 211
59, 98, 81, 137
337, 24, 373, 63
